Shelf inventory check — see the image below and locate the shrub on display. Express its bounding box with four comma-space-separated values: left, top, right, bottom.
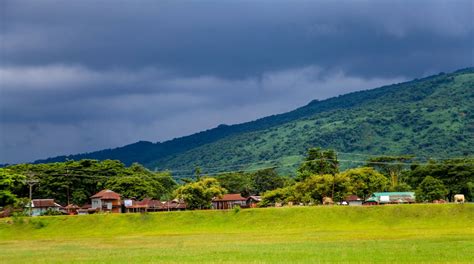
415, 176, 448, 202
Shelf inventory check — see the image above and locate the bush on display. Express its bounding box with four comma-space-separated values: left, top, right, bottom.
41, 208, 63, 216
415, 176, 448, 202
233, 206, 241, 214
31, 219, 47, 229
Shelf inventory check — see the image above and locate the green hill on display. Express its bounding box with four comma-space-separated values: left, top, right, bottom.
1, 205, 473, 263
37, 68, 474, 175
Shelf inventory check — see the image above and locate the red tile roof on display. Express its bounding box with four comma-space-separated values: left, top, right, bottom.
32, 199, 61, 208
213, 193, 246, 202
90, 189, 121, 200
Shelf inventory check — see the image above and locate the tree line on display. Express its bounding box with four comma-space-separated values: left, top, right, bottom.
1, 148, 473, 211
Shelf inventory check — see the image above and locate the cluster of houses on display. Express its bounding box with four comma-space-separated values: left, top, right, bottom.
27, 190, 263, 216
26, 189, 421, 216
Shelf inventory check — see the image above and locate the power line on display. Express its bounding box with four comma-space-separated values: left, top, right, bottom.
10, 155, 474, 181
168, 155, 474, 176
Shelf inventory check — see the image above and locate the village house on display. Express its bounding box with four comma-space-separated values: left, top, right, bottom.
212, 193, 247, 209
246, 195, 262, 208
90, 189, 122, 213
64, 204, 80, 215
28, 199, 62, 216
343, 195, 364, 206
124, 198, 187, 213
364, 192, 415, 205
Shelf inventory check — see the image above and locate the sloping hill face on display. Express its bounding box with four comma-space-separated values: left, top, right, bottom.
37, 68, 474, 174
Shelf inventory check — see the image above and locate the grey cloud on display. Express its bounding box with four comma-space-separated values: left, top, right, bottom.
2, 0, 472, 78
0, 64, 405, 163
0, 0, 472, 163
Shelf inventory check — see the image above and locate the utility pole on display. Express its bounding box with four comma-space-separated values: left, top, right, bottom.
26, 173, 39, 217
65, 169, 70, 205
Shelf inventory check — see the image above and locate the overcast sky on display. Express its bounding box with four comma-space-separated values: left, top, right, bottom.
1, 0, 473, 164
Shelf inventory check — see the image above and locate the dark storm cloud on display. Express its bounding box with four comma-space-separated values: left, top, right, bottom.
0, 0, 472, 163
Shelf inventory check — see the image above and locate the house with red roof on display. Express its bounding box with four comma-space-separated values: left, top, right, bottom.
212, 193, 247, 209
90, 189, 122, 213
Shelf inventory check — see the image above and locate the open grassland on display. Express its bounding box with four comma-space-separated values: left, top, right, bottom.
0, 204, 473, 263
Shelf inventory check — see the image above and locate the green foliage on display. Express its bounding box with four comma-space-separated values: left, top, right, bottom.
388, 182, 413, 192
215, 168, 286, 196
366, 155, 413, 188
259, 186, 295, 207
415, 176, 448, 202
406, 158, 474, 201
339, 167, 389, 199
5, 160, 177, 205
261, 172, 352, 205
467, 182, 474, 202
0, 168, 26, 206
233, 205, 241, 214
296, 173, 352, 203
297, 148, 339, 181
174, 178, 226, 209
215, 172, 254, 196
105, 164, 177, 200
30, 219, 47, 229
105, 176, 155, 199
252, 168, 285, 195
40, 208, 64, 216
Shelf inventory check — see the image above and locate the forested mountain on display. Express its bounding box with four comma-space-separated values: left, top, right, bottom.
37, 68, 474, 176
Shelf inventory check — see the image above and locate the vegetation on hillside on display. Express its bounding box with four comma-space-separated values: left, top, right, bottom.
34, 68, 473, 176
153, 69, 473, 175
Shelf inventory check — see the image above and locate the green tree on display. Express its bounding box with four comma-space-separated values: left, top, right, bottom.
259, 186, 295, 207
297, 148, 339, 181
252, 168, 285, 195
415, 176, 448, 202
174, 178, 226, 209
153, 171, 178, 199
4, 159, 177, 205
406, 158, 474, 201
366, 155, 413, 188
216, 172, 254, 196
105, 176, 156, 200
296, 173, 352, 203
194, 166, 202, 181
0, 168, 26, 206
340, 167, 389, 199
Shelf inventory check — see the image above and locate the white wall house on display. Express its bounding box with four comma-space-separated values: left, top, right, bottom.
28, 199, 62, 216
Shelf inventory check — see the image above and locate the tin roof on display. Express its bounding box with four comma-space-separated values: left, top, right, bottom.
371, 192, 415, 197
366, 192, 415, 203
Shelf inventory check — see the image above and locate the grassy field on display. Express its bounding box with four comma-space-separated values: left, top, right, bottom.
0, 204, 473, 263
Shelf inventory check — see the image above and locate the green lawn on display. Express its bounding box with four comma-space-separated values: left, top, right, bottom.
1, 204, 473, 263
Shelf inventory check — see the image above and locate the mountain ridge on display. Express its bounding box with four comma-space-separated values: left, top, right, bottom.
36, 67, 474, 174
